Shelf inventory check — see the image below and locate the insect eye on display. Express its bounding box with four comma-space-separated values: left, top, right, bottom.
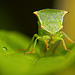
61, 25, 63, 29
40, 26, 42, 29
40, 25, 44, 29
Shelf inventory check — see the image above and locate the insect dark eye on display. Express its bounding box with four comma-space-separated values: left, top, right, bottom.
61, 25, 63, 29
40, 25, 44, 29
40, 26, 43, 29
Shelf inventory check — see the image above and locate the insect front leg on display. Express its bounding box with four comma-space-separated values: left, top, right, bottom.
62, 31, 75, 43
43, 36, 51, 51
61, 38, 72, 52
18, 34, 38, 53
25, 35, 41, 55
42, 38, 49, 51
27, 34, 39, 50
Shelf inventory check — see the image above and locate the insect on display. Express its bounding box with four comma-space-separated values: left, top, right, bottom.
25, 9, 75, 55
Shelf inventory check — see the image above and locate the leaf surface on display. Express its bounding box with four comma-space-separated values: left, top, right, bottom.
0, 30, 75, 75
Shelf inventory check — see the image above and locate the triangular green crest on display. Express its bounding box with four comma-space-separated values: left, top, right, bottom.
33, 9, 68, 35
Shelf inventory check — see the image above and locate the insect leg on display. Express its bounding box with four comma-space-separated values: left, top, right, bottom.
52, 40, 61, 54
42, 36, 50, 51
25, 37, 41, 55
43, 38, 49, 51
62, 31, 75, 43
61, 38, 72, 52
18, 34, 39, 52
31, 37, 41, 52
27, 34, 39, 50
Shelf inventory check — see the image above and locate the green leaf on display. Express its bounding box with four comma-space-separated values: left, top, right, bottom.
0, 30, 75, 75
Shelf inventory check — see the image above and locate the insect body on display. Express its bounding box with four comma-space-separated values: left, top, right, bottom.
25, 9, 74, 55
